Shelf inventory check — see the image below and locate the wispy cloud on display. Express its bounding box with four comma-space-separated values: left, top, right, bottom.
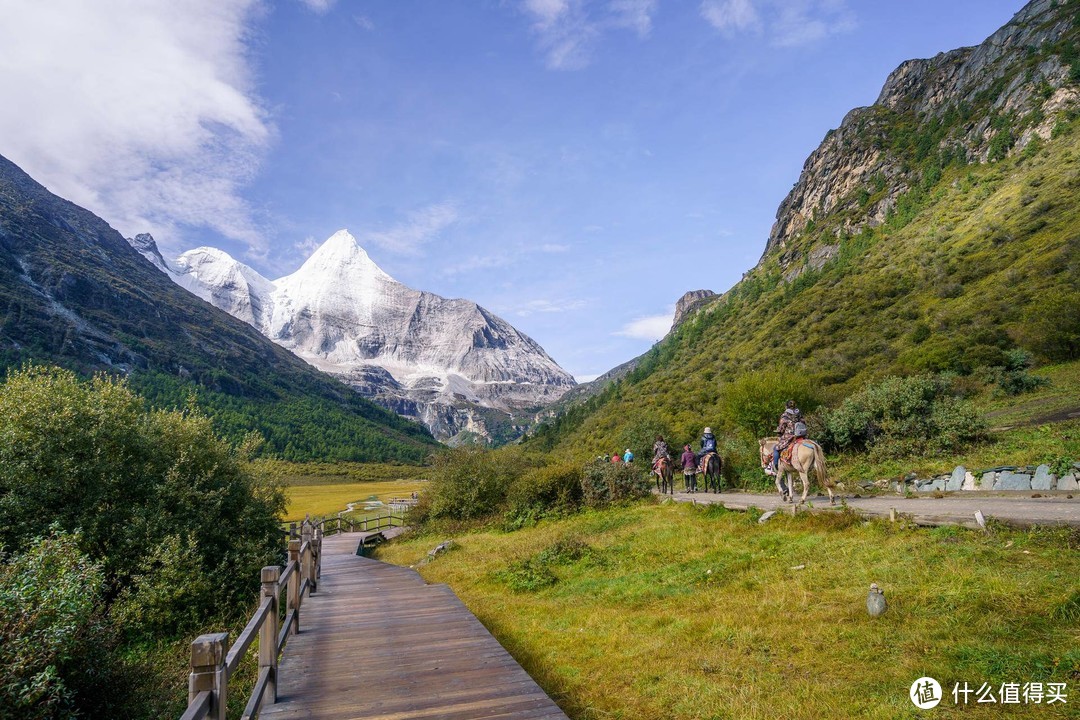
521, 0, 659, 70
614, 307, 675, 341
365, 203, 459, 256
298, 0, 336, 14
294, 235, 322, 257
441, 253, 512, 277
700, 0, 854, 46
516, 298, 588, 316
0, 0, 272, 256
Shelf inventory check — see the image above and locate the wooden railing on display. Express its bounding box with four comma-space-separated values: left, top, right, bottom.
179, 520, 322, 720
178, 510, 409, 719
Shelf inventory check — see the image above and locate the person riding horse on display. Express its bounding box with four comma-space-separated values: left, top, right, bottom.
652, 435, 671, 472
696, 427, 718, 474
768, 400, 803, 475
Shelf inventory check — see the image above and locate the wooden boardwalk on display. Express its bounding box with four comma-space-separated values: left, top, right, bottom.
260, 532, 570, 720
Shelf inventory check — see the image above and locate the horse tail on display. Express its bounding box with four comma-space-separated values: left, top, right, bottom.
813, 442, 832, 488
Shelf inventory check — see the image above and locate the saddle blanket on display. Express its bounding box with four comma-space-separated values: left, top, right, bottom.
781, 439, 817, 465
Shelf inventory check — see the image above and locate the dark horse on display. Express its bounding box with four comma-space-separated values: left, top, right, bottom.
654, 456, 675, 495
700, 452, 723, 493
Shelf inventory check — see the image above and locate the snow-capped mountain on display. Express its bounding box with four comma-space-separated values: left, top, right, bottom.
130, 230, 576, 443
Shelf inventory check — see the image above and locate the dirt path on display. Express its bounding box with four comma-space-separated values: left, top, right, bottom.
664, 490, 1080, 529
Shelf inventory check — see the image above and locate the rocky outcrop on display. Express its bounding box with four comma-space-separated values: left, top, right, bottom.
132, 229, 576, 444
762, 0, 1080, 267
671, 289, 717, 330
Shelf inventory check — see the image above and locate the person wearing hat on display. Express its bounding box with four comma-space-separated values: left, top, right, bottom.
623, 448, 634, 464
696, 426, 718, 470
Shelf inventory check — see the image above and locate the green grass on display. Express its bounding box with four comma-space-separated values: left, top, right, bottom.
376, 502, 1080, 719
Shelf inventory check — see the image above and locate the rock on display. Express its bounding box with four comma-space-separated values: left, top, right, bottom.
867, 583, 887, 618
758, 510, 777, 524
999, 472, 1032, 491
1057, 474, 1079, 492
920, 478, 944, 492
981, 472, 997, 491
1031, 465, 1054, 491
947, 466, 965, 491
962, 472, 977, 491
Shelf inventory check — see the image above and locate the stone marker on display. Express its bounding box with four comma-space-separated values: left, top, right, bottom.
974, 510, 986, 529
1031, 465, 1054, 491
866, 583, 887, 618
758, 510, 777, 524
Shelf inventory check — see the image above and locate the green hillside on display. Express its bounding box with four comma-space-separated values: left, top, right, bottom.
532, 5, 1080, 471
0, 154, 439, 463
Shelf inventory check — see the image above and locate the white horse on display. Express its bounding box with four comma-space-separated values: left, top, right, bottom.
759, 436, 836, 505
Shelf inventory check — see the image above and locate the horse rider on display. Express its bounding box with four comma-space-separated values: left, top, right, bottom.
681, 444, 698, 492
769, 400, 803, 474
652, 435, 671, 474
696, 426, 718, 473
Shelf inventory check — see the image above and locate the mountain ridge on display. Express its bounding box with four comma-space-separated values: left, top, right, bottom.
133, 230, 576, 444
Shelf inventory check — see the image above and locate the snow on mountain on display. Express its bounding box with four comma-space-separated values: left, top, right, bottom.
129, 229, 576, 443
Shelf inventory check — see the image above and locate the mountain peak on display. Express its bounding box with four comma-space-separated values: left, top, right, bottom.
291, 229, 396, 286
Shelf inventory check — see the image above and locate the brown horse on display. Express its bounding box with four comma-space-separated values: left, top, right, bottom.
654, 456, 675, 495
759, 436, 836, 505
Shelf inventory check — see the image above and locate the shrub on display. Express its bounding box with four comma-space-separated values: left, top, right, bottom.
820, 374, 985, 458
580, 460, 650, 508
719, 369, 820, 438
506, 462, 584, 524
425, 446, 532, 521
0, 529, 116, 719
0, 366, 285, 631
989, 349, 1050, 396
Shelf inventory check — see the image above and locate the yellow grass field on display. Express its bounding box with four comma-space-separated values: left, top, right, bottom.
283, 479, 426, 522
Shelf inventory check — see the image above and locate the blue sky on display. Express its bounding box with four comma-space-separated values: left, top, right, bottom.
0, 0, 1023, 380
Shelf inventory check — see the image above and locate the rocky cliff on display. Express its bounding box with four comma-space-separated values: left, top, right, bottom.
763, 0, 1080, 269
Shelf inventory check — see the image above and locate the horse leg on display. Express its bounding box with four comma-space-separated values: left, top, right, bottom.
799, 470, 810, 504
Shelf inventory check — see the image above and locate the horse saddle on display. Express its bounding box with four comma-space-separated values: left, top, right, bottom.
698, 451, 717, 473
781, 438, 816, 465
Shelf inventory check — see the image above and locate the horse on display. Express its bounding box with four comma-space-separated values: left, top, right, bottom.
654, 456, 675, 495
759, 436, 836, 505
700, 452, 723, 493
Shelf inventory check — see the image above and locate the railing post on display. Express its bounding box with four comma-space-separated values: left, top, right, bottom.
189, 633, 228, 720
289, 521, 297, 540
301, 522, 315, 594
260, 566, 279, 706
314, 526, 323, 581
288, 539, 301, 635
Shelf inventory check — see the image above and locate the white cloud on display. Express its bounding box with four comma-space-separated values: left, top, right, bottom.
614, 308, 675, 341
0, 0, 271, 256
441, 253, 511, 277
700, 0, 853, 46
700, 0, 760, 34
520, 0, 659, 70
516, 298, 587, 316
294, 235, 322, 257
365, 203, 459, 256
298, 0, 336, 14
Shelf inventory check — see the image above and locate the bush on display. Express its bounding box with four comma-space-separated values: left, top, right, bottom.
506, 462, 584, 526
821, 374, 985, 458
580, 461, 650, 508
0, 366, 285, 632
989, 349, 1050, 396
424, 446, 534, 521
0, 529, 116, 719
720, 369, 821, 438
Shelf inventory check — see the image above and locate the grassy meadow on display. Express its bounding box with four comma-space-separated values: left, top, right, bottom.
376, 502, 1080, 719
252, 460, 429, 521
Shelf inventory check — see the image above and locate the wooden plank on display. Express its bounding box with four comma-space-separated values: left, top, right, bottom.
260, 534, 568, 720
